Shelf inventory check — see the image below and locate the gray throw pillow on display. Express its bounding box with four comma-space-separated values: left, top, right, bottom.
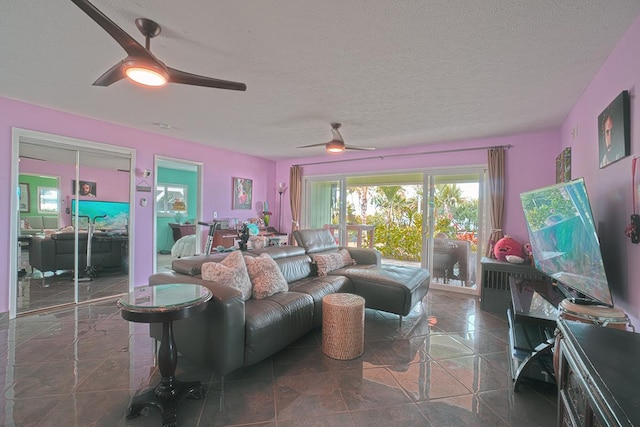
244, 253, 288, 299
201, 251, 252, 300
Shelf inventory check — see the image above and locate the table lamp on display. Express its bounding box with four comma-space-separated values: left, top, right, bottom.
173, 199, 186, 224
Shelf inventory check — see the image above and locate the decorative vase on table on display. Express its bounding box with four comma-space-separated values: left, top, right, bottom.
263, 214, 270, 227
173, 199, 186, 224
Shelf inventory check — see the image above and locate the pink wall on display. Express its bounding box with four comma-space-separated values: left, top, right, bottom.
1, 97, 275, 313
273, 16, 640, 326
559, 15, 640, 325
275, 131, 559, 245
2, 14, 638, 323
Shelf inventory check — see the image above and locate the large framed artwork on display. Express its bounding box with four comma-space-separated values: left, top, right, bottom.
232, 177, 252, 210
598, 90, 630, 168
19, 183, 30, 212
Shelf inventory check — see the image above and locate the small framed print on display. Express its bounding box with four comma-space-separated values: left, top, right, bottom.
232, 177, 252, 210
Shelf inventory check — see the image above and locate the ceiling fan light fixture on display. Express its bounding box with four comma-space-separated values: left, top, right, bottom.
123, 59, 169, 87
326, 140, 345, 153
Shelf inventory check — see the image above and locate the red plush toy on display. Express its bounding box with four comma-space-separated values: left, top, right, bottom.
493, 236, 525, 263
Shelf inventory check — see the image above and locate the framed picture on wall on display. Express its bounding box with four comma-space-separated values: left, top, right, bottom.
72, 180, 97, 197
19, 183, 30, 212
598, 90, 630, 168
232, 177, 252, 210
555, 147, 571, 183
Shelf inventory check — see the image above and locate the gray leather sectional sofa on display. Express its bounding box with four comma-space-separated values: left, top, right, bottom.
147, 228, 430, 379
29, 231, 127, 273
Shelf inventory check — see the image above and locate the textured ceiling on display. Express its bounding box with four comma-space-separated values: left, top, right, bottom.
2, 0, 640, 160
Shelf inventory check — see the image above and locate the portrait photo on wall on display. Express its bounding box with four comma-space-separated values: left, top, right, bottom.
598, 90, 630, 168
232, 177, 252, 210
72, 180, 97, 197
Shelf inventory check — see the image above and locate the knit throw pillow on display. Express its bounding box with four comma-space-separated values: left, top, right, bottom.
201, 251, 252, 300
312, 249, 356, 276
244, 253, 288, 299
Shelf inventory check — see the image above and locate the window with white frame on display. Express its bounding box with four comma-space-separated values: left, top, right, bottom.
156, 183, 188, 216
38, 186, 59, 213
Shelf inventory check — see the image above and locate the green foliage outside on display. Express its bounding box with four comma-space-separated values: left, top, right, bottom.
520, 187, 578, 231
370, 212, 424, 261
345, 184, 479, 261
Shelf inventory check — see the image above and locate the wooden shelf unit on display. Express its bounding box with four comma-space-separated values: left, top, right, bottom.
168, 223, 196, 242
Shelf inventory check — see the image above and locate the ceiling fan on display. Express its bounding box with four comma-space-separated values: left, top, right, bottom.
70, 0, 246, 91
297, 123, 376, 154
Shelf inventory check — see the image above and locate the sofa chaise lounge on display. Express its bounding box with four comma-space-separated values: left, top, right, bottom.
147, 228, 430, 381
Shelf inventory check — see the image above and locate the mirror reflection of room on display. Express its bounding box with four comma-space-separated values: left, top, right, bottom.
17, 141, 131, 314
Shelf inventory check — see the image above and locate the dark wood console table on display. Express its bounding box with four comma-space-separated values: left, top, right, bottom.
211, 227, 287, 249
211, 228, 239, 248
556, 319, 640, 426
168, 223, 196, 242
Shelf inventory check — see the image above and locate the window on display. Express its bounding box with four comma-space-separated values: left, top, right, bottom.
156, 184, 188, 216
38, 186, 59, 213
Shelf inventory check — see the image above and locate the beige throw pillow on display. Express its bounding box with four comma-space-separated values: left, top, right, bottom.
244, 253, 288, 299
201, 251, 252, 300
312, 249, 356, 276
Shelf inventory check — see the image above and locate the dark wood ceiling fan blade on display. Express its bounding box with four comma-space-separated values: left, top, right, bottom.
167, 67, 247, 91
92, 61, 126, 86
70, 0, 152, 59
296, 142, 329, 148
71, 0, 246, 92
345, 145, 376, 151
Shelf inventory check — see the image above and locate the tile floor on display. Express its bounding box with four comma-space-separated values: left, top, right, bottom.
16, 252, 171, 315
0, 290, 558, 426
16, 246, 129, 315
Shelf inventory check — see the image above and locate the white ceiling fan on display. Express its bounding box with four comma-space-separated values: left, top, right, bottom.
297, 123, 376, 154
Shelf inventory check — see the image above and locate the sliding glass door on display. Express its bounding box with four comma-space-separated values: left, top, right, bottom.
424, 170, 484, 293
303, 168, 484, 295
345, 173, 423, 264
305, 179, 344, 244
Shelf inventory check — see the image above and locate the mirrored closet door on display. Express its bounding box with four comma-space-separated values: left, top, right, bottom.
15, 131, 133, 315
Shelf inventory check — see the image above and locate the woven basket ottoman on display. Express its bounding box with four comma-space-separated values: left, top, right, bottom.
322, 293, 365, 360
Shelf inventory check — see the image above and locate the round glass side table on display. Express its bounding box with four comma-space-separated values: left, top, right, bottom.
118, 283, 212, 427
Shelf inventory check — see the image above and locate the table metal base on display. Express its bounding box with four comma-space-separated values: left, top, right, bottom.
126, 378, 204, 427
513, 338, 555, 392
